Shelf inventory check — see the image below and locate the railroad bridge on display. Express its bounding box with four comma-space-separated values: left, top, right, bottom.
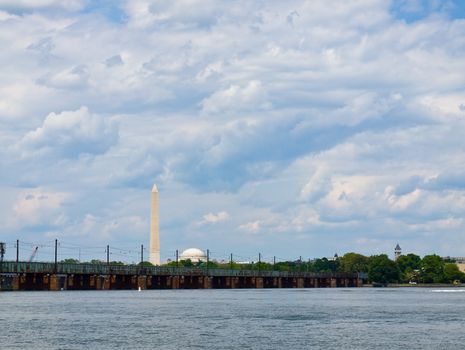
0, 262, 364, 291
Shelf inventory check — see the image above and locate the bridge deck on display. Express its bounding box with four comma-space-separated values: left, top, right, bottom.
0, 261, 360, 278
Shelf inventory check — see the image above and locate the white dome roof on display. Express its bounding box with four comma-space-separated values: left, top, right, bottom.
180, 248, 207, 262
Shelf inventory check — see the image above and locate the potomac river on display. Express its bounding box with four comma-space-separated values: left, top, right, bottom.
1, 288, 464, 349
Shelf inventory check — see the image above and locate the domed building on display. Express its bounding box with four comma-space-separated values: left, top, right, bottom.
179, 248, 207, 262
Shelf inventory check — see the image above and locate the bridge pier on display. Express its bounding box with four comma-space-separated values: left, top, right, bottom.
48, 274, 67, 291
170, 276, 179, 289
225, 276, 236, 288
12, 275, 20, 290
137, 275, 146, 290
203, 276, 212, 289
148, 275, 169, 289
15, 273, 46, 291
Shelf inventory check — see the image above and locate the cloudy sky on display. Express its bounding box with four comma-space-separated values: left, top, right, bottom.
1, 0, 465, 263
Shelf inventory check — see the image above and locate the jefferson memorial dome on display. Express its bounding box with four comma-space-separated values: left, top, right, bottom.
179, 248, 207, 262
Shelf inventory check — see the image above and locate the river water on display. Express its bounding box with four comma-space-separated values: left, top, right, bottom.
1, 288, 464, 349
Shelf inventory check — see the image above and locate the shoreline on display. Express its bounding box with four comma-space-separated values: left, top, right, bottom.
365, 283, 465, 288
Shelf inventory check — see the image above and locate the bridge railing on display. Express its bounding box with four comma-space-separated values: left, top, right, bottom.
0, 261, 360, 279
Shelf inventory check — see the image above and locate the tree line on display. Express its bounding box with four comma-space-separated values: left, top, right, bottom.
338, 253, 465, 284
164, 253, 465, 284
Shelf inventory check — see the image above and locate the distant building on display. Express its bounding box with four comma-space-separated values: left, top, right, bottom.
179, 248, 207, 262
329, 253, 339, 261
394, 244, 402, 261
457, 263, 465, 273
443, 256, 465, 273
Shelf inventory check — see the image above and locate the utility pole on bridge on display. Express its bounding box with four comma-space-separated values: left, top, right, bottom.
54, 239, 58, 273
0, 242, 5, 272
0, 242, 4, 290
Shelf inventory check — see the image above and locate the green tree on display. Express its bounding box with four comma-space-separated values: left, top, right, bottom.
138, 261, 154, 267
396, 253, 421, 272
299, 261, 315, 272
368, 254, 400, 284
200, 260, 219, 269
253, 261, 272, 270
403, 269, 420, 284
274, 262, 291, 272
217, 261, 242, 270
420, 254, 444, 283
314, 258, 339, 272
60, 258, 80, 264
180, 259, 194, 267
164, 260, 198, 267
443, 263, 465, 283
339, 253, 369, 273
396, 253, 421, 283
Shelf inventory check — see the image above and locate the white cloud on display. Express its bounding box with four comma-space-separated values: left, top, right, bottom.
386, 187, 422, 212
60, 214, 147, 241
300, 166, 332, 202
38, 65, 89, 89
239, 220, 261, 233
201, 80, 271, 114
0, 9, 16, 20
417, 93, 465, 119
0, 0, 83, 11
0, 82, 52, 121
123, 0, 236, 28
408, 217, 464, 232
11, 187, 69, 227
200, 211, 230, 225
196, 60, 224, 81
18, 106, 118, 158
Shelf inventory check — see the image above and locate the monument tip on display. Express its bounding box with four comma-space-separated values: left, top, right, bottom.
152, 184, 158, 193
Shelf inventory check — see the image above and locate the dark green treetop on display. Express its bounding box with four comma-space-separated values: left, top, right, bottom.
368, 254, 400, 284
443, 263, 465, 283
339, 253, 369, 273
420, 254, 444, 283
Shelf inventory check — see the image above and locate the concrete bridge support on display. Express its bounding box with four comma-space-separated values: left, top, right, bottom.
225, 276, 237, 288
255, 277, 264, 288
203, 276, 212, 289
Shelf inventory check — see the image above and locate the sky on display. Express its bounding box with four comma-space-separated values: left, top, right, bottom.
1, 0, 465, 263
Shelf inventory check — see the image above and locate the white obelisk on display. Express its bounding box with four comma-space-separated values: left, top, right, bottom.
150, 184, 160, 265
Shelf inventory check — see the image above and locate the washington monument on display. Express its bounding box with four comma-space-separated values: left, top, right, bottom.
150, 184, 160, 265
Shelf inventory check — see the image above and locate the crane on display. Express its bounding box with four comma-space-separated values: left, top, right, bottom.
29, 246, 38, 262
